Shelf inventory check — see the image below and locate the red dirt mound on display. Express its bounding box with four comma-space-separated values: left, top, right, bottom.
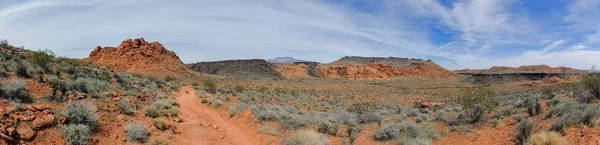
84, 38, 196, 78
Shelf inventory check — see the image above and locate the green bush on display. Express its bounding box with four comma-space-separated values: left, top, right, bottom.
125, 121, 149, 143
1, 80, 33, 103
464, 104, 486, 124
203, 81, 217, 94
117, 98, 136, 115
348, 102, 376, 114
15, 61, 30, 78
373, 124, 399, 141
317, 120, 338, 136
582, 72, 600, 98
62, 124, 91, 145
457, 87, 497, 109
396, 123, 436, 145
144, 106, 159, 118
27, 49, 54, 71
516, 120, 533, 145
284, 130, 330, 145
153, 119, 168, 131
66, 101, 98, 130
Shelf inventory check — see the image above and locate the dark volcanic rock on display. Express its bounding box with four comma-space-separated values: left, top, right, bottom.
188, 59, 284, 79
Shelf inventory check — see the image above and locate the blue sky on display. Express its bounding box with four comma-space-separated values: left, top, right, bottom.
1, 0, 600, 70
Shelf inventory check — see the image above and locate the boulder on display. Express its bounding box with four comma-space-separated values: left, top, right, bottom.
32, 114, 55, 129
16, 124, 35, 140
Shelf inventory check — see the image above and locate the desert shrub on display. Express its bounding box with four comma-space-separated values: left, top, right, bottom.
203, 81, 217, 94
65, 101, 98, 130
464, 104, 486, 124
547, 101, 600, 133
47, 75, 60, 86
284, 130, 330, 145
416, 114, 428, 123
125, 121, 149, 143
1, 80, 33, 103
153, 119, 168, 131
67, 78, 110, 98
15, 61, 30, 78
27, 49, 54, 71
515, 119, 533, 145
582, 72, 600, 98
10, 100, 23, 111
228, 106, 238, 118
396, 123, 436, 145
457, 87, 497, 109
62, 124, 91, 145
117, 98, 136, 115
525, 99, 541, 116
146, 138, 172, 145
358, 112, 382, 124
0, 67, 7, 77
372, 124, 399, 141
317, 120, 338, 136
348, 102, 375, 114
160, 107, 179, 117
281, 115, 308, 130
257, 110, 280, 121
144, 106, 159, 118
528, 131, 568, 145
234, 85, 245, 93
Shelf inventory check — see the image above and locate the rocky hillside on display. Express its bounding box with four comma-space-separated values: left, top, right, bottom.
266, 57, 307, 63
188, 59, 283, 79
84, 38, 196, 78
456, 65, 588, 74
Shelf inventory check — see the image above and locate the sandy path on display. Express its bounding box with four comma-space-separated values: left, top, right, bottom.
174, 86, 258, 145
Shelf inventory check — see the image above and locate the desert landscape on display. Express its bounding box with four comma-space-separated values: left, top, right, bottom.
0, 37, 597, 145
2, 1, 600, 145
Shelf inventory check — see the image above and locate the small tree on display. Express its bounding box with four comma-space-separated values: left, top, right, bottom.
582, 66, 600, 99
27, 49, 55, 72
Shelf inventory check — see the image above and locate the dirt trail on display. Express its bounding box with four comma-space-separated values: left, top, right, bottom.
174, 86, 258, 145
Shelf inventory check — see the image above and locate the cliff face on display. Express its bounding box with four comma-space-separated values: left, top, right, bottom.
274, 56, 456, 79
85, 38, 196, 78
188, 59, 284, 79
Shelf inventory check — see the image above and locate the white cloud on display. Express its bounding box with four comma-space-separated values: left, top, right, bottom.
0, 0, 439, 64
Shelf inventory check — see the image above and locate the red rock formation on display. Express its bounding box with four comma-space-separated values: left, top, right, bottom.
85, 38, 197, 78
317, 62, 456, 80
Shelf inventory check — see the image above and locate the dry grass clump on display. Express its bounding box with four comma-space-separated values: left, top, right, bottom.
283, 130, 330, 145
528, 131, 567, 145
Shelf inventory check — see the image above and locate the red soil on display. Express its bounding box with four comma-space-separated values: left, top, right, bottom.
174, 86, 270, 145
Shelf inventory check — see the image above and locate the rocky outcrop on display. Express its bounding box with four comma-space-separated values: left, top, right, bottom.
274, 56, 456, 79
188, 59, 284, 79
0, 104, 55, 143
275, 62, 321, 79
84, 38, 197, 78
317, 56, 455, 79
456, 65, 587, 74
318, 63, 455, 79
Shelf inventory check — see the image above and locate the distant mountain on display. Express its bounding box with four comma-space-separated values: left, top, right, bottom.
267, 57, 307, 63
